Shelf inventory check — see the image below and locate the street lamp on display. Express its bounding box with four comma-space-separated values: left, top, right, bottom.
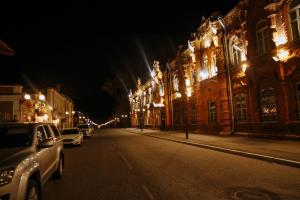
138, 89, 144, 132
217, 16, 235, 133
39, 94, 45, 101
185, 78, 191, 139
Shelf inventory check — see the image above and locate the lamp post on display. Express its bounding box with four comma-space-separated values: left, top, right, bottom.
217, 16, 235, 133
138, 90, 144, 132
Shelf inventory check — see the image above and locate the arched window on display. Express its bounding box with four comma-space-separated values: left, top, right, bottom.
173, 75, 179, 92
159, 84, 164, 97
208, 99, 217, 124
256, 20, 271, 55
211, 52, 218, 77
235, 93, 248, 122
202, 55, 209, 79
289, 0, 300, 41
296, 82, 300, 119
260, 88, 278, 121
230, 36, 241, 66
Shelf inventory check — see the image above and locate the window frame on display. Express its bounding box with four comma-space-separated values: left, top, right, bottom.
235, 93, 248, 122
256, 20, 271, 55
289, 0, 300, 41
260, 87, 278, 121
208, 99, 217, 124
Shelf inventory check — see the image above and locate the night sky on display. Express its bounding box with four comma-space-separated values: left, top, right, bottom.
0, 1, 239, 123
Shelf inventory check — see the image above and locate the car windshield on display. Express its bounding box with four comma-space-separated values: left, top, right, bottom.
78, 125, 89, 129
62, 129, 79, 135
0, 126, 33, 148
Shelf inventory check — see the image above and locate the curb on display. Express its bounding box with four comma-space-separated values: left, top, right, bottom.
127, 130, 300, 169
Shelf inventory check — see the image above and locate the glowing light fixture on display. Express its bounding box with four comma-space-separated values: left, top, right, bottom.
176, 92, 182, 98
151, 70, 155, 78
277, 49, 289, 61
186, 87, 192, 97
273, 32, 287, 47
241, 63, 248, 73
204, 39, 211, 48
24, 94, 31, 100
53, 118, 59, 125
39, 94, 45, 101
185, 79, 191, 87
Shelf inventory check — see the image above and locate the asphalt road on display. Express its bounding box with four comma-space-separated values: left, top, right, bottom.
43, 129, 300, 200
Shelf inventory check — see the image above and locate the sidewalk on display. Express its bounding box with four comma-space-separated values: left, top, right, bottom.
125, 128, 300, 168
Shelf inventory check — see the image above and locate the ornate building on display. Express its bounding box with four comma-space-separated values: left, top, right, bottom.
129, 0, 300, 135
129, 61, 167, 129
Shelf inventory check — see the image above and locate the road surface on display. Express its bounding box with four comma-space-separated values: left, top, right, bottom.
43, 128, 300, 200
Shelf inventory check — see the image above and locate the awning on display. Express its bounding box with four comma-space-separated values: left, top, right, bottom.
0, 40, 15, 56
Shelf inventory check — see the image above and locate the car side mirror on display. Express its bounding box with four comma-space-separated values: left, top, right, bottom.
38, 139, 54, 148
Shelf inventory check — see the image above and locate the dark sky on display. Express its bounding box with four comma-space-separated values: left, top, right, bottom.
0, 1, 239, 123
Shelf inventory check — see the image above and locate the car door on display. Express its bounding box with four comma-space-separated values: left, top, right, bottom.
35, 125, 54, 182
43, 125, 57, 170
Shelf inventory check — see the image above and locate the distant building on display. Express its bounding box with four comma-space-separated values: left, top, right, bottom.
0, 85, 74, 128
0, 85, 23, 122
129, 61, 167, 130
46, 87, 74, 129
0, 85, 52, 123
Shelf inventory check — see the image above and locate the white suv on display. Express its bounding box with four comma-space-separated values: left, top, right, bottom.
0, 123, 64, 200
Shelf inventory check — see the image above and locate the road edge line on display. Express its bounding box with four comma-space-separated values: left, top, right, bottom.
126, 130, 300, 168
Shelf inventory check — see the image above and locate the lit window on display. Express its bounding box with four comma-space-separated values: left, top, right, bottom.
256, 20, 272, 55
230, 36, 242, 66
208, 99, 216, 124
296, 82, 300, 120
200, 55, 209, 80
289, 0, 300, 41
235, 93, 248, 122
211, 52, 218, 76
160, 84, 164, 97
260, 88, 277, 121
173, 75, 179, 92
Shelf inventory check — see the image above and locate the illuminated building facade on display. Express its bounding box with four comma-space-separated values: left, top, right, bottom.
129, 61, 168, 129
0, 85, 52, 123
46, 87, 74, 129
129, 0, 300, 135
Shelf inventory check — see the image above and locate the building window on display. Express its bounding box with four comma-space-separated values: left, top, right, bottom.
296, 82, 300, 120
256, 20, 272, 55
211, 52, 218, 77
289, 0, 300, 41
173, 75, 179, 92
235, 93, 248, 122
260, 88, 278, 121
208, 99, 216, 124
230, 36, 242, 66
192, 104, 196, 123
202, 55, 209, 80
159, 84, 164, 97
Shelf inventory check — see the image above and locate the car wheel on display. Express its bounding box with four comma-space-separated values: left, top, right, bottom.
25, 179, 40, 200
53, 156, 63, 179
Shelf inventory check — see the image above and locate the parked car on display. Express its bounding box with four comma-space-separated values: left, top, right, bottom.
0, 123, 64, 200
77, 124, 93, 138
61, 128, 83, 146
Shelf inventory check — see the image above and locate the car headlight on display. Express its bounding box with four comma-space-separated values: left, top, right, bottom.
0, 167, 15, 186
